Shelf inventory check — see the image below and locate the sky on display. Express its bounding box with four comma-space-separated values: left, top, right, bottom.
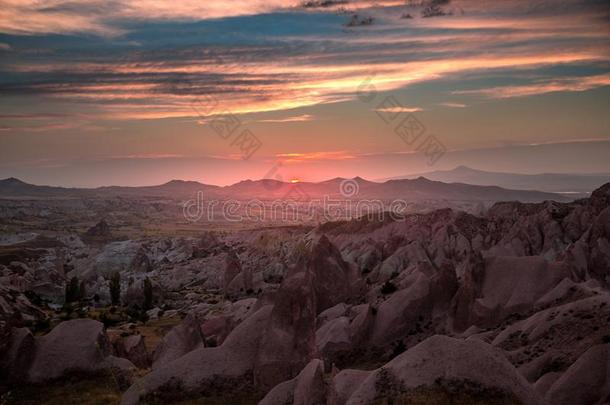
0, 0, 609, 187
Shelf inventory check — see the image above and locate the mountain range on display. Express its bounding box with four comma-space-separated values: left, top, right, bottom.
382, 166, 610, 196
0, 176, 572, 203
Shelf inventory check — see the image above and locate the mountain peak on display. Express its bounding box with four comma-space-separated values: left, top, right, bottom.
1, 177, 28, 185
453, 165, 475, 172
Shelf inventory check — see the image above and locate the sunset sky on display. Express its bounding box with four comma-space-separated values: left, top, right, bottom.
1, 0, 609, 186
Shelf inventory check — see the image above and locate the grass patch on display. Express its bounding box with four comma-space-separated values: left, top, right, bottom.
2, 374, 122, 405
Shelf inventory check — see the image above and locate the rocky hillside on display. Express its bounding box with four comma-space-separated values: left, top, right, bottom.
0, 183, 608, 404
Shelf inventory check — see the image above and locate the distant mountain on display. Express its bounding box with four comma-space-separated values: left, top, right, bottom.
0, 176, 570, 203
0, 178, 217, 199
97, 180, 220, 197
0, 177, 84, 198
382, 166, 610, 197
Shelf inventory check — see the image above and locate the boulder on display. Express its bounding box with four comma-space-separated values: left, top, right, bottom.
85, 219, 112, 239
371, 262, 456, 346
316, 316, 351, 360
307, 235, 358, 313
255, 270, 317, 389
546, 343, 610, 405
344, 335, 544, 405
223, 250, 244, 296
259, 359, 327, 405
27, 319, 135, 383
152, 313, 205, 369
115, 334, 150, 369
0, 327, 36, 383
93, 241, 151, 278
492, 294, 610, 374
452, 255, 569, 330
330, 369, 371, 405
120, 305, 273, 405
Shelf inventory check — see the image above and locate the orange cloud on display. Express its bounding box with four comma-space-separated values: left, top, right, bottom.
276, 151, 358, 163
454, 73, 610, 99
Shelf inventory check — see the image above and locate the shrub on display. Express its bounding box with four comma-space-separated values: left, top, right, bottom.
109, 272, 121, 306
391, 340, 407, 359
143, 278, 153, 310
65, 276, 80, 303
381, 281, 397, 295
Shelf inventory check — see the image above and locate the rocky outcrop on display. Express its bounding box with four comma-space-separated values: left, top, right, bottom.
152, 313, 205, 369
121, 305, 274, 405
255, 270, 317, 389
545, 343, 610, 405
259, 359, 327, 405
93, 241, 151, 278
452, 255, 570, 330
224, 250, 252, 296
121, 258, 321, 403
114, 334, 150, 369
492, 293, 610, 376
84, 219, 112, 239
24, 319, 135, 383
371, 262, 457, 346
344, 335, 544, 405
0, 284, 46, 336
0, 327, 36, 383
307, 235, 358, 313
330, 369, 371, 405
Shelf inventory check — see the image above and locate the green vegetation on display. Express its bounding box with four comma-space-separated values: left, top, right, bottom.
64, 276, 80, 303
109, 272, 121, 306
2, 374, 122, 405
381, 280, 397, 295
143, 278, 153, 311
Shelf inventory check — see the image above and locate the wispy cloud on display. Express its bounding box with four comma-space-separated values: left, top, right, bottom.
454, 73, 610, 99
107, 153, 185, 160
374, 106, 423, 113
254, 114, 316, 123
438, 102, 467, 108
276, 150, 357, 163
0, 0, 299, 36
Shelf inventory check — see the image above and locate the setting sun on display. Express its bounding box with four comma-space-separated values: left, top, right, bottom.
290, 179, 300, 184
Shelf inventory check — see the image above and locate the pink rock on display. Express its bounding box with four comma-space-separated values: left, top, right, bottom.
307, 235, 358, 313
27, 319, 134, 383
255, 270, 317, 388
345, 335, 544, 405
0, 327, 35, 383
115, 334, 150, 369
259, 359, 327, 405
152, 313, 205, 369
546, 343, 610, 405
330, 369, 371, 405
120, 305, 273, 405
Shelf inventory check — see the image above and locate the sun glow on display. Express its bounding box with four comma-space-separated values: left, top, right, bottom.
290, 178, 300, 184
